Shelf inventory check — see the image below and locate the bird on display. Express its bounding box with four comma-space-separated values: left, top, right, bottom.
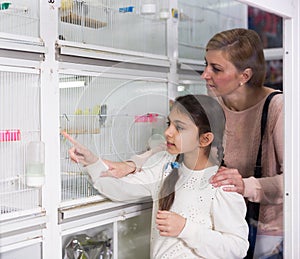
61, 0, 73, 12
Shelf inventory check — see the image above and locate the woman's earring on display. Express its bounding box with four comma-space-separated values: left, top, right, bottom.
239, 82, 243, 86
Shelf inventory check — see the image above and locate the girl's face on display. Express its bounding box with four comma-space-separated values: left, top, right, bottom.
201, 50, 243, 97
164, 107, 199, 156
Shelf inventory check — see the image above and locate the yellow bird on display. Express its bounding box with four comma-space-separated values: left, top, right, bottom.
61, 0, 73, 11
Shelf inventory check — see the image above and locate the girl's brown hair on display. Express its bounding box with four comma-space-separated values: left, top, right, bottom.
206, 28, 266, 87
159, 94, 225, 211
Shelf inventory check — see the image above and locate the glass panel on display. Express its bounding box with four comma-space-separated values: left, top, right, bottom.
1, 243, 42, 259
62, 223, 113, 259
178, 0, 247, 61
176, 79, 207, 96
179, 2, 284, 257
248, 6, 283, 48
59, 74, 168, 202
118, 210, 151, 259
265, 59, 283, 91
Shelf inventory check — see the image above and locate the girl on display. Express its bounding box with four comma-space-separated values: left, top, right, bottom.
64, 94, 249, 258
103, 29, 284, 258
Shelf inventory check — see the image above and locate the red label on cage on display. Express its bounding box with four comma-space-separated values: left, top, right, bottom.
134, 113, 158, 123
0, 129, 21, 142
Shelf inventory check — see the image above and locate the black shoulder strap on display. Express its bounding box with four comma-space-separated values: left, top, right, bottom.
254, 91, 282, 178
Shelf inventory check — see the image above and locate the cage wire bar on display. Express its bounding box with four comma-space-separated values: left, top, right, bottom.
0, 70, 42, 219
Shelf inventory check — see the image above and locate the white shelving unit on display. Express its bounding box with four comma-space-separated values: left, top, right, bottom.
0, 1, 45, 257
1, 0, 299, 258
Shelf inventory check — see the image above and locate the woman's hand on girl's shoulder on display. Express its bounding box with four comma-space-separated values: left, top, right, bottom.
210, 166, 245, 195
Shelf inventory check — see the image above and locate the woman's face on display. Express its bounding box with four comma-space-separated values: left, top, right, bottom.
164, 107, 199, 156
201, 50, 243, 98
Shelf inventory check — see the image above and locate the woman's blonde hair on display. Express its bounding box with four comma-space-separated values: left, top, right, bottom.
206, 28, 266, 87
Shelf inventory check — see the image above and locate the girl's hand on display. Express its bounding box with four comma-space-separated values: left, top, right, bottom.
61, 131, 98, 166
156, 210, 186, 237
100, 160, 136, 178
210, 166, 245, 195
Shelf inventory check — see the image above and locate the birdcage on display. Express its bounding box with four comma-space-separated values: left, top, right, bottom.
58, 0, 168, 55
59, 73, 168, 204
0, 0, 39, 38
0, 68, 42, 220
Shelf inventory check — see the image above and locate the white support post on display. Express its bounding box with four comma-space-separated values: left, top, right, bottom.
167, 0, 179, 102
283, 11, 300, 259
40, 1, 61, 259
237, 0, 300, 257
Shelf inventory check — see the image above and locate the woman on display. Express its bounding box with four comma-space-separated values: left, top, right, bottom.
101, 28, 283, 259
203, 28, 283, 259
64, 95, 249, 258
